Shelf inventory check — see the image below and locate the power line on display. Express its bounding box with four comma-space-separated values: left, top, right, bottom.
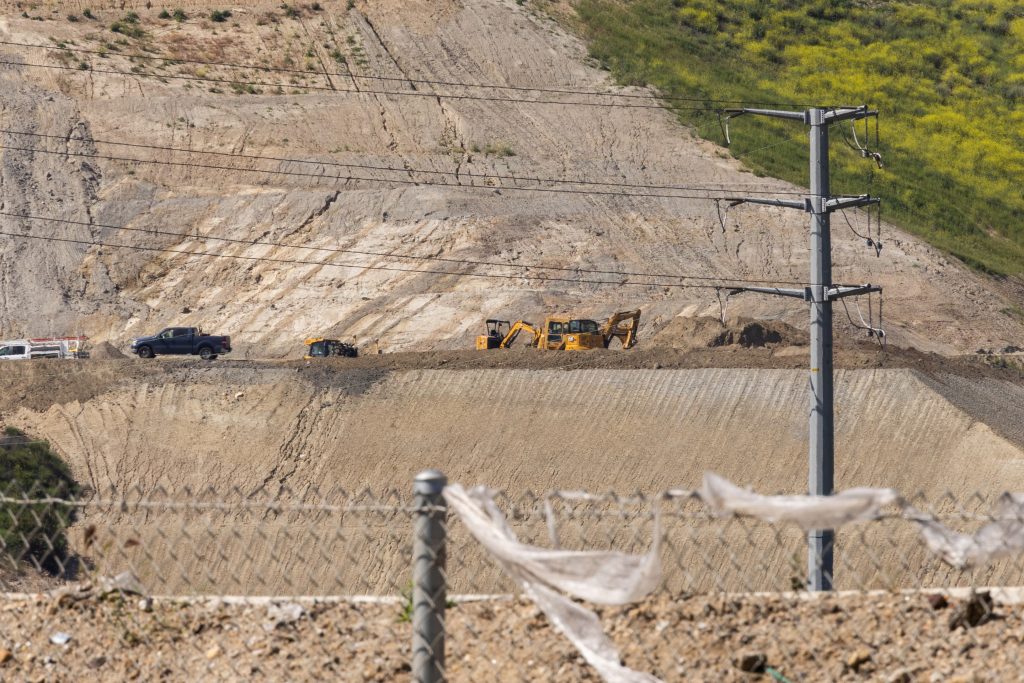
0, 210, 812, 287
0, 57, 713, 110
0, 142, 770, 202
0, 39, 820, 109
0, 226, 805, 291
0, 129, 810, 197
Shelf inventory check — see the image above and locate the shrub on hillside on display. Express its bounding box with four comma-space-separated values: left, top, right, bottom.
110, 13, 146, 39
0, 428, 81, 575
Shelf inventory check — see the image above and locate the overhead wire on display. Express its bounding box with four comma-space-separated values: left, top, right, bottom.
0, 129, 812, 197
0, 227, 815, 290
838, 207, 882, 256
1, 141, 803, 202
0, 39, 822, 109
0, 210, 813, 286
0, 46, 888, 301
838, 295, 886, 349
0, 57, 721, 110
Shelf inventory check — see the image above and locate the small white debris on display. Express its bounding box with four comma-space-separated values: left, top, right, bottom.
49, 632, 72, 646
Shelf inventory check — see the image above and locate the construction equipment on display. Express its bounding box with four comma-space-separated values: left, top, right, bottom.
601, 309, 641, 349
304, 337, 358, 359
476, 310, 640, 351
0, 336, 89, 361
539, 310, 641, 350
475, 320, 541, 349
476, 320, 509, 350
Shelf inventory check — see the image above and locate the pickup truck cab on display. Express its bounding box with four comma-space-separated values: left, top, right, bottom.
130, 327, 231, 360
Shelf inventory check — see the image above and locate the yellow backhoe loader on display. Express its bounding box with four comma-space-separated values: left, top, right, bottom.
476, 310, 640, 351
539, 310, 641, 350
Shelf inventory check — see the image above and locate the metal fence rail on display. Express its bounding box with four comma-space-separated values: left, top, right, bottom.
2, 471, 1024, 681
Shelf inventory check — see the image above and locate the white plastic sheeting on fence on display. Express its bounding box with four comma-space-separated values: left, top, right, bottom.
444, 483, 662, 683
447, 474, 1024, 683
908, 493, 1024, 569
699, 472, 901, 529
700, 473, 1024, 570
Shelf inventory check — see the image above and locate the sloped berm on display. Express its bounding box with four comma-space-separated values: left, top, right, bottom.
6, 360, 1024, 595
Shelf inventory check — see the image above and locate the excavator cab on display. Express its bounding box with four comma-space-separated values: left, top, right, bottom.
476, 320, 511, 350
544, 317, 604, 350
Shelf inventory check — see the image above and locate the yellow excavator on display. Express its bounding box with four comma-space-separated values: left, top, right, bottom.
475, 319, 541, 349
475, 310, 640, 350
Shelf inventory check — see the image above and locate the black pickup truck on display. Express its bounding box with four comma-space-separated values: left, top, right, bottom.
130, 327, 232, 360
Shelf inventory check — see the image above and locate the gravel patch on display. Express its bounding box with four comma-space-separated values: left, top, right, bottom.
0, 590, 1021, 681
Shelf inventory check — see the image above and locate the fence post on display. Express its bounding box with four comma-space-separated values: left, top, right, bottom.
412, 469, 447, 683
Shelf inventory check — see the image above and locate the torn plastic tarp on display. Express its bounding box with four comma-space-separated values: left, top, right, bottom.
446, 475, 1024, 683
909, 493, 1024, 569
700, 472, 902, 529
701, 472, 1024, 570
444, 483, 662, 683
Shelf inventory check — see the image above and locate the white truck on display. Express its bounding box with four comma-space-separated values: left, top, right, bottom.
0, 337, 89, 361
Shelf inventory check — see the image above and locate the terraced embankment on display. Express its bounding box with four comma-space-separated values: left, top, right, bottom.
2, 353, 1023, 594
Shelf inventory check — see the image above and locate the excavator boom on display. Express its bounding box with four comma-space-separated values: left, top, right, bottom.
501, 320, 540, 348
602, 310, 641, 349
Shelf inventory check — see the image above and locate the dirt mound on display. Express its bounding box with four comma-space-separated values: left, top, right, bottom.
651, 316, 807, 350
88, 341, 127, 360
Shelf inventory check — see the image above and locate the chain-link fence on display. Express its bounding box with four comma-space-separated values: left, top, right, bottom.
2, 471, 1024, 680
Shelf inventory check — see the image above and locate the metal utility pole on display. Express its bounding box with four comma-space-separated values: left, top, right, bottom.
723, 105, 880, 591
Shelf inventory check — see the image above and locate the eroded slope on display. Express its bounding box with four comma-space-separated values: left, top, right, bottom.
0, 0, 1020, 356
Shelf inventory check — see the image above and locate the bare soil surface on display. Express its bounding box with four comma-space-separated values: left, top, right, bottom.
0, 591, 1021, 681
1, 347, 1023, 596
0, 0, 1020, 357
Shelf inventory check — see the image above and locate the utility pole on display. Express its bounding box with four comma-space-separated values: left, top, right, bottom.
723, 105, 880, 591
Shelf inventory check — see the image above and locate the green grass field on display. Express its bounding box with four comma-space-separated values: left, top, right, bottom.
569, 0, 1024, 275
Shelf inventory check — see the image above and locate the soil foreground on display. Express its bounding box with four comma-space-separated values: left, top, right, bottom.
0, 591, 1021, 681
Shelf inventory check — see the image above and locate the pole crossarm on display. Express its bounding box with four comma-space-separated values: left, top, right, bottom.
728, 197, 810, 211
737, 286, 809, 300
824, 195, 880, 213
828, 284, 882, 300
722, 107, 805, 121
730, 194, 878, 214
723, 105, 877, 126
822, 106, 878, 124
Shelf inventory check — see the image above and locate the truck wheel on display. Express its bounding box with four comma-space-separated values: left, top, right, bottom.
137, 346, 154, 359
198, 346, 216, 361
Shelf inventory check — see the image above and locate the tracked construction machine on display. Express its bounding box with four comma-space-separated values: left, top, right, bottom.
475, 320, 541, 349
475, 310, 640, 350
304, 338, 358, 359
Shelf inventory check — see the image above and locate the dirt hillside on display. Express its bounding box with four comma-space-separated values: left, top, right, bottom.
2, 352, 1023, 594
0, 0, 1020, 357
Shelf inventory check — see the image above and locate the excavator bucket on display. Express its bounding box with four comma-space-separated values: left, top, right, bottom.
603, 310, 641, 349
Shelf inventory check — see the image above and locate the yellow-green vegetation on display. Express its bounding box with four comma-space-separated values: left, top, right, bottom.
574, 0, 1024, 275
